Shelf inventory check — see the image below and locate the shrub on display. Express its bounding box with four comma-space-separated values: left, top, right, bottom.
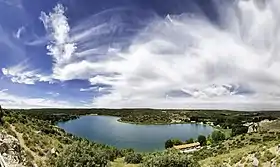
141, 151, 199, 167
261, 150, 275, 162
165, 139, 173, 149
211, 131, 225, 143
165, 139, 183, 149
49, 140, 115, 167
232, 126, 248, 136
124, 152, 143, 164
186, 138, 194, 144
119, 148, 134, 157
230, 154, 243, 165
172, 139, 183, 146
197, 135, 206, 146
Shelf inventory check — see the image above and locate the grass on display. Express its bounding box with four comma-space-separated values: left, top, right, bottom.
110, 158, 140, 167
199, 137, 279, 167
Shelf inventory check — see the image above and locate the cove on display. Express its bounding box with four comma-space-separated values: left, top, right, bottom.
58, 116, 213, 152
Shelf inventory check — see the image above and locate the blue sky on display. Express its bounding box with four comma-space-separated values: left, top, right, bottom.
0, 0, 280, 110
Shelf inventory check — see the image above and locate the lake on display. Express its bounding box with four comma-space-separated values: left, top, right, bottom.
58, 116, 213, 152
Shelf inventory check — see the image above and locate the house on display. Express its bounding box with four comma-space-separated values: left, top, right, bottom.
173, 142, 201, 153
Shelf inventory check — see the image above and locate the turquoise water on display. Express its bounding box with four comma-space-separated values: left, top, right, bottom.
58, 116, 213, 152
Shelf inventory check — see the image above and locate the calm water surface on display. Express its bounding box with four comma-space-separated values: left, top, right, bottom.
58, 116, 213, 152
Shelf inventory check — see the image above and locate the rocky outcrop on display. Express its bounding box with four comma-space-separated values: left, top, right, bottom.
244, 122, 259, 133
0, 130, 28, 167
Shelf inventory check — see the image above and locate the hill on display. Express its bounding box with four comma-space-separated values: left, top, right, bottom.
1, 108, 280, 166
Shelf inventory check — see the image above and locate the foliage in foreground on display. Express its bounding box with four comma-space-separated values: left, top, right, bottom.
141, 150, 200, 167
124, 152, 143, 164
49, 140, 120, 167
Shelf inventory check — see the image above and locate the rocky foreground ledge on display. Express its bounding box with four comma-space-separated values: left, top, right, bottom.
0, 130, 29, 167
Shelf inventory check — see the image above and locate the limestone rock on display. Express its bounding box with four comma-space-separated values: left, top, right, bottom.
252, 157, 259, 167
0, 130, 27, 167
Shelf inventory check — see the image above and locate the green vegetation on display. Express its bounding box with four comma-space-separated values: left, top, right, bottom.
141, 150, 199, 167
0, 105, 4, 125
164, 131, 226, 150
186, 138, 194, 144
124, 152, 143, 164
211, 131, 226, 143
165, 139, 183, 149
2, 108, 280, 167
231, 125, 248, 136
16, 108, 279, 126
49, 140, 120, 167
197, 135, 206, 146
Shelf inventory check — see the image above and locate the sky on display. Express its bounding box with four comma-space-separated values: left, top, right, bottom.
0, 0, 280, 110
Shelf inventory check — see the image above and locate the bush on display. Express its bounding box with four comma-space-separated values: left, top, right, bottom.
186, 138, 194, 144
165, 139, 183, 149
118, 148, 134, 157
124, 152, 143, 164
165, 139, 173, 149
232, 126, 248, 136
49, 140, 115, 167
261, 150, 275, 162
211, 131, 225, 143
141, 151, 199, 167
197, 135, 206, 146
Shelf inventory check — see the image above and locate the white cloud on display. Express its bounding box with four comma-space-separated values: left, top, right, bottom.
1, 62, 53, 84
14, 26, 25, 39
0, 26, 26, 60
0, 0, 22, 9
34, 1, 280, 110
88, 0, 280, 109
80, 86, 106, 92
46, 92, 60, 97
0, 89, 74, 109
40, 4, 77, 79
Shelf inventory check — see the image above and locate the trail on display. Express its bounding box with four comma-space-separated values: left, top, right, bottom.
10, 125, 46, 166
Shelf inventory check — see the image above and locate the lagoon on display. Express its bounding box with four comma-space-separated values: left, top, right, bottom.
58, 116, 213, 152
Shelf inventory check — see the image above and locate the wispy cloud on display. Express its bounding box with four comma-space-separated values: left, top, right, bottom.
46, 92, 60, 97
0, 0, 23, 9
0, 89, 75, 109
13, 26, 25, 39
87, 0, 280, 109
1, 62, 52, 84
33, 1, 280, 110
0, 26, 26, 60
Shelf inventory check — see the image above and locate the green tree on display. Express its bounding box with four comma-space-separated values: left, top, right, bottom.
232, 125, 248, 136
165, 139, 183, 149
172, 139, 183, 146
197, 135, 206, 146
49, 140, 118, 167
165, 139, 174, 149
211, 131, 225, 143
186, 138, 194, 144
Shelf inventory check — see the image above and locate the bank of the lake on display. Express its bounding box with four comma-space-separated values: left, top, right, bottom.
58, 115, 214, 152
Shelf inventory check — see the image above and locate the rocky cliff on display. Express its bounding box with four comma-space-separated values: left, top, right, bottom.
0, 130, 29, 167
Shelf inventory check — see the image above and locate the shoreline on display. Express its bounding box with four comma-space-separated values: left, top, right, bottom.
59, 114, 229, 136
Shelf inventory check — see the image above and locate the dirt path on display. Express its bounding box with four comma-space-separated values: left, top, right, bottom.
10, 125, 46, 166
